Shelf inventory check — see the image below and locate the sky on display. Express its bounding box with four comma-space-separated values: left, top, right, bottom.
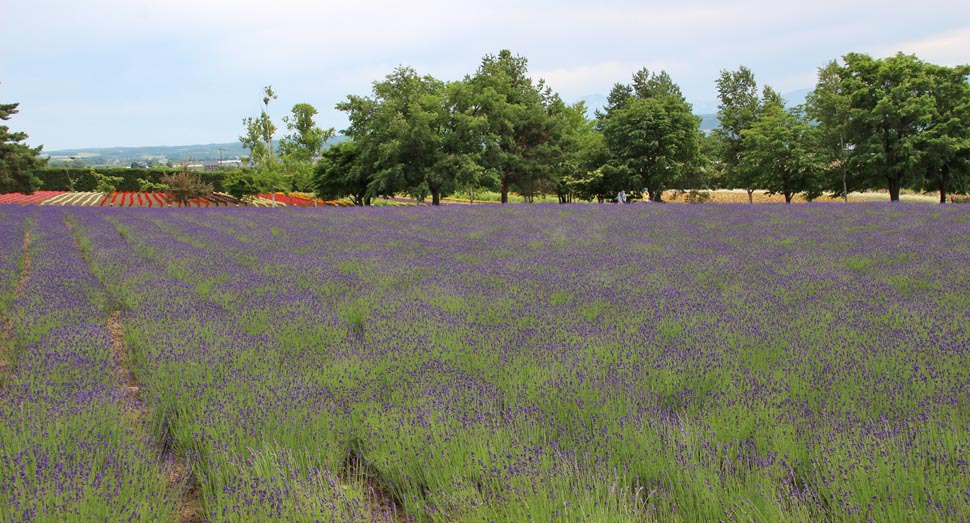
2, 0, 968, 151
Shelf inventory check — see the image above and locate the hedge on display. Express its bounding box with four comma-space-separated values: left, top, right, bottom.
35, 168, 234, 192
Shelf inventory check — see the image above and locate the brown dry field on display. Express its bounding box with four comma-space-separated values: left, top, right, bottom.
660, 189, 943, 204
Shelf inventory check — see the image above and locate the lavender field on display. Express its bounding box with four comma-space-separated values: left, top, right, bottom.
0, 204, 968, 522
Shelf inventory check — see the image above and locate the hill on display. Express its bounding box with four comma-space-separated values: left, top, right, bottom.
44, 137, 344, 166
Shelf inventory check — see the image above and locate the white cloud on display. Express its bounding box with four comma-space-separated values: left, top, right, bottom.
871, 28, 970, 66
533, 61, 684, 99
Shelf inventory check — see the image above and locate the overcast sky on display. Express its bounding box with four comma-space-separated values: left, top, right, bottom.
2, 0, 968, 150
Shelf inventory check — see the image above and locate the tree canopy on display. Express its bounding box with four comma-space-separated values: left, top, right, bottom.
806, 53, 970, 201
1, 98, 45, 194
597, 69, 703, 201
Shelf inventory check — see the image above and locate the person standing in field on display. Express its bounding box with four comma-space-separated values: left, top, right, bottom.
617, 190, 627, 204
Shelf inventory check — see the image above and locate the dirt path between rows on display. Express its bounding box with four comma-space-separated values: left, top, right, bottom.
108, 310, 203, 522
0, 227, 32, 387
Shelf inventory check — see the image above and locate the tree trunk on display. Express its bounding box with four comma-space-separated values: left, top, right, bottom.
500, 178, 509, 204
888, 177, 901, 202
784, 192, 793, 203
840, 137, 848, 203
431, 190, 440, 206
939, 165, 949, 204
747, 188, 754, 204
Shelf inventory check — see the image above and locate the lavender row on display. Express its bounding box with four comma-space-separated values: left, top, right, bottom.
0, 208, 174, 522
0, 208, 29, 310
41, 204, 970, 521
67, 208, 369, 522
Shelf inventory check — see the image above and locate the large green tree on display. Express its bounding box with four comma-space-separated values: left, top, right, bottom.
469, 50, 567, 203
338, 66, 466, 205
555, 101, 608, 203
0, 98, 44, 194
279, 103, 335, 192
715, 67, 762, 203
313, 140, 371, 205
597, 69, 702, 202
741, 102, 820, 202
806, 61, 853, 201
916, 63, 970, 202
816, 53, 969, 201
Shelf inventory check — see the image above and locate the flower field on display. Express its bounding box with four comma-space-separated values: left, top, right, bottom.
0, 204, 968, 522
0, 191, 354, 207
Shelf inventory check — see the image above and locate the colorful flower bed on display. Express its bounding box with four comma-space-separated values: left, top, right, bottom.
2, 204, 968, 521
0, 191, 66, 205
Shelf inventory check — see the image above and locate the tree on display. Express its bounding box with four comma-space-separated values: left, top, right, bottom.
0, 97, 44, 194
239, 86, 282, 202
337, 67, 492, 206
741, 102, 820, 202
597, 68, 702, 202
715, 67, 761, 203
240, 85, 278, 164
824, 53, 960, 201
555, 102, 608, 203
279, 103, 335, 193
469, 50, 566, 203
313, 140, 371, 205
279, 103, 333, 161
92, 169, 123, 193
161, 169, 214, 206
339, 67, 451, 205
806, 61, 853, 201
916, 64, 970, 203
439, 80, 497, 203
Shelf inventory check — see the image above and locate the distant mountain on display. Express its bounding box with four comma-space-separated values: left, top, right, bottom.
45, 137, 344, 166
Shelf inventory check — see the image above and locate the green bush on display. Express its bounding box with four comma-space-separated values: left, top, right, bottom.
35, 168, 234, 192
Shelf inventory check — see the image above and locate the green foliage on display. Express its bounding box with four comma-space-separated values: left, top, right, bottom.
35, 167, 229, 192
0, 98, 45, 194
913, 64, 970, 202
808, 53, 970, 201
278, 103, 334, 163
555, 102, 608, 202
597, 68, 703, 201
222, 165, 287, 201
92, 169, 124, 193
313, 140, 370, 205
137, 178, 169, 192
469, 50, 569, 203
240, 86, 277, 165
338, 66, 495, 205
741, 102, 822, 202
715, 68, 788, 200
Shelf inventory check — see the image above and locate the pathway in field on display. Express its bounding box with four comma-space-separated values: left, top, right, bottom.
0, 226, 32, 387
106, 311, 203, 523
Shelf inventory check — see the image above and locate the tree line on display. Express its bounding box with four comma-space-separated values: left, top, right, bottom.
2, 51, 968, 202
310, 50, 969, 204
